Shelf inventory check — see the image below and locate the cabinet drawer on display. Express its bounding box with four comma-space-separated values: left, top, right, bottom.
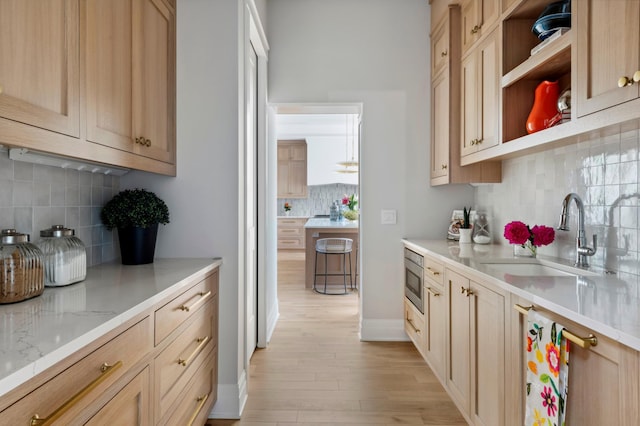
161, 350, 217, 426
278, 237, 304, 249
0, 317, 152, 425
155, 299, 216, 420
278, 227, 303, 237
278, 218, 306, 227
155, 270, 218, 345
424, 255, 444, 286
404, 299, 426, 352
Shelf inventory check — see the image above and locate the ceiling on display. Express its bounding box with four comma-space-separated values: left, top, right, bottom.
276, 114, 359, 139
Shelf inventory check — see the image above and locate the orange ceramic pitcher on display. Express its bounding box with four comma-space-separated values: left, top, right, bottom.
526, 80, 561, 134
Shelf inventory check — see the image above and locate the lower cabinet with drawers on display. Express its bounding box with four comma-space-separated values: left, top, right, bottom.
0, 264, 219, 425
277, 217, 307, 249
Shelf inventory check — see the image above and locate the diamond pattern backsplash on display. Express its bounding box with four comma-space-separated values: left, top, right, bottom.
278, 183, 358, 217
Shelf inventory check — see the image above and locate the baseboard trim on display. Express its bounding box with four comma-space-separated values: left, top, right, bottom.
359, 318, 409, 341
208, 370, 248, 419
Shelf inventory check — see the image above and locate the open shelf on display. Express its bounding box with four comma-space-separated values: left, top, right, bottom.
502, 30, 572, 88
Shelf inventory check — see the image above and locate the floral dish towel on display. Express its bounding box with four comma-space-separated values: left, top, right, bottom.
524, 310, 569, 426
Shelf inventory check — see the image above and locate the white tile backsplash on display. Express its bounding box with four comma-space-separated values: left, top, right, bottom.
0, 148, 119, 267
476, 129, 640, 274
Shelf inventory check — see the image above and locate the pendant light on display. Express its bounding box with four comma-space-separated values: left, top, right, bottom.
336, 115, 358, 174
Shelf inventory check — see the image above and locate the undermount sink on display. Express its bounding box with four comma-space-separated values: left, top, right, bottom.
479, 258, 599, 277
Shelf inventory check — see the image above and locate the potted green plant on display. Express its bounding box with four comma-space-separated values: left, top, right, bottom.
101, 189, 170, 265
459, 207, 472, 244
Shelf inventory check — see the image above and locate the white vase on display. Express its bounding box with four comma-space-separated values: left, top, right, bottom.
459, 228, 472, 244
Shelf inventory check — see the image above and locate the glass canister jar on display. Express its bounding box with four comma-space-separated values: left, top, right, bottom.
0, 229, 45, 303
37, 225, 87, 286
472, 211, 492, 244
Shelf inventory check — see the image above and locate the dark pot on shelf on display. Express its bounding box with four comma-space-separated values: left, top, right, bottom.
117, 224, 158, 265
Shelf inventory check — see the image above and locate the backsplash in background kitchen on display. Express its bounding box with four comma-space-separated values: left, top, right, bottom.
476, 128, 639, 275
278, 183, 358, 217
0, 148, 119, 267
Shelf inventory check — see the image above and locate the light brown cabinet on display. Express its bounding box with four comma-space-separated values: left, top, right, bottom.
446, 268, 506, 426
422, 256, 446, 381
0, 0, 176, 176
85, 0, 176, 164
461, 27, 500, 157
509, 295, 640, 425
575, 0, 640, 117
277, 140, 308, 198
0, 0, 80, 138
0, 317, 153, 425
460, 0, 500, 54
404, 299, 426, 355
86, 367, 151, 425
0, 266, 219, 425
277, 217, 307, 249
430, 5, 501, 186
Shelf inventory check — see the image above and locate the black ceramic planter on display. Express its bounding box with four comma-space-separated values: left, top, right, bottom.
117, 224, 158, 265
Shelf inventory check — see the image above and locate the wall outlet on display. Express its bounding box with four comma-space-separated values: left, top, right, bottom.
381, 209, 397, 225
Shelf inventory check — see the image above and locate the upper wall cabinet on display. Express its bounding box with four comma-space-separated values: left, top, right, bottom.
460, 0, 500, 54
461, 28, 500, 156
441, 0, 640, 167
278, 140, 308, 199
430, 5, 501, 186
0, 0, 176, 176
0, 0, 79, 137
574, 0, 640, 117
85, 0, 176, 164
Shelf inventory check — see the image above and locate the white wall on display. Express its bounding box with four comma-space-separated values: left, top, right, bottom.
267, 0, 474, 338
120, 0, 250, 418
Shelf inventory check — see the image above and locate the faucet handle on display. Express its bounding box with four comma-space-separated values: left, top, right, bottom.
579, 234, 598, 257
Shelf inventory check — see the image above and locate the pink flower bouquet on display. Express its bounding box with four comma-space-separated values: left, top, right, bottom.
504, 221, 555, 256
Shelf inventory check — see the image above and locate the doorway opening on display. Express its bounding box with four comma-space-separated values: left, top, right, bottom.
272, 104, 363, 321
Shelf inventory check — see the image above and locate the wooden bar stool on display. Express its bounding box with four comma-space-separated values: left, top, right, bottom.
313, 238, 353, 295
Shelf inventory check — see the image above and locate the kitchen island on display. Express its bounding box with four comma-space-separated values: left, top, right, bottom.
304, 218, 359, 289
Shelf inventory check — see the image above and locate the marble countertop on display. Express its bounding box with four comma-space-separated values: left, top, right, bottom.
304, 217, 359, 229
403, 239, 640, 351
0, 258, 222, 397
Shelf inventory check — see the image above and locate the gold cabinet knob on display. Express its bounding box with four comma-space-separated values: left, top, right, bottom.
618, 76, 634, 88
145, 138, 151, 147
634, 70, 640, 83
441, 50, 448, 57
461, 286, 466, 294
441, 164, 448, 170
466, 289, 474, 297
476, 138, 483, 145
471, 24, 481, 34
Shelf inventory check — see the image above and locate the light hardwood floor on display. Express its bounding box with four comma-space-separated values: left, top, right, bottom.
207, 250, 466, 425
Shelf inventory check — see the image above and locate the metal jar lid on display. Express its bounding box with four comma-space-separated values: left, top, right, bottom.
1, 229, 29, 244
40, 225, 75, 238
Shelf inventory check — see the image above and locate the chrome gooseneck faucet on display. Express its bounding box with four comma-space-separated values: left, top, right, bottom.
558, 193, 597, 267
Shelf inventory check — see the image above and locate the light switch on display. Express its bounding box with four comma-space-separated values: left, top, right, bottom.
381, 209, 397, 225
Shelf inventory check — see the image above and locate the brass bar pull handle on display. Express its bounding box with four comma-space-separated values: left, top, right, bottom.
406, 317, 421, 334
514, 304, 533, 315
179, 291, 212, 312
178, 336, 210, 367
471, 24, 481, 34
513, 304, 597, 348
562, 329, 598, 349
426, 267, 440, 276
187, 393, 210, 426
31, 361, 123, 426
426, 286, 440, 297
